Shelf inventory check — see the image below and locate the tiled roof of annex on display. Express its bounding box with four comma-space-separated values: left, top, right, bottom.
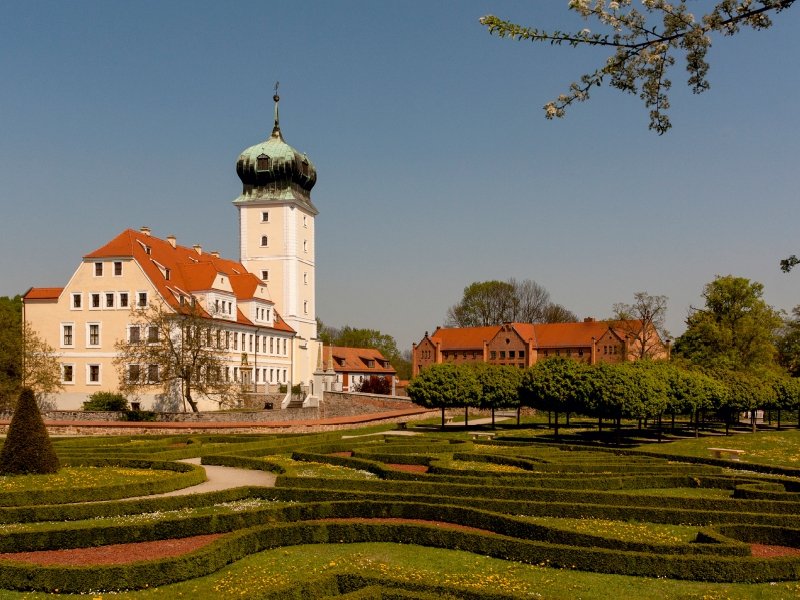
37, 228, 294, 334
426, 320, 640, 351
23, 287, 64, 300
322, 346, 396, 375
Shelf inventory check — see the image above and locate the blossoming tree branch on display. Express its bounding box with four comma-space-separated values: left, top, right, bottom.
480, 0, 795, 134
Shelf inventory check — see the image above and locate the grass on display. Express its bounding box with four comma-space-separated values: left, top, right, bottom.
1, 543, 797, 600
435, 459, 527, 473
0, 467, 176, 493
620, 487, 734, 499
265, 455, 377, 479
518, 515, 699, 543
656, 430, 800, 467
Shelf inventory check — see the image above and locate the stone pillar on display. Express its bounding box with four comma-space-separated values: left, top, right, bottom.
590, 337, 597, 365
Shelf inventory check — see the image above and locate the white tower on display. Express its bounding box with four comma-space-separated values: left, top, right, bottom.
233, 89, 320, 396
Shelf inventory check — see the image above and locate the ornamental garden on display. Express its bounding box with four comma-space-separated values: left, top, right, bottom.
5, 391, 800, 599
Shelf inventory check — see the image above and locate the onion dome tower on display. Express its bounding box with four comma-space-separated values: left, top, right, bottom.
233, 91, 318, 214
232, 87, 319, 397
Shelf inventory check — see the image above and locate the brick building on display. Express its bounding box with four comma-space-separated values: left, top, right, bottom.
322, 346, 397, 393
411, 319, 668, 376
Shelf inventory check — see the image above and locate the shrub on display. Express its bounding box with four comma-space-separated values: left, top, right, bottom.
279, 384, 303, 394
120, 410, 158, 422
83, 391, 129, 411
0, 387, 60, 475
354, 376, 393, 395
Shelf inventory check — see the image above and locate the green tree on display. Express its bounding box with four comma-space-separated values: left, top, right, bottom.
471, 363, 523, 428
674, 275, 783, 370
520, 358, 590, 440
480, 1, 795, 134
445, 279, 577, 327
317, 322, 410, 379
707, 368, 773, 433
611, 292, 670, 360
0, 388, 60, 475
407, 363, 481, 428
777, 306, 800, 376
770, 375, 800, 428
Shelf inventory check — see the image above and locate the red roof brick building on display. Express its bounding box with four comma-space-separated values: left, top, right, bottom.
322, 346, 397, 392
412, 319, 668, 376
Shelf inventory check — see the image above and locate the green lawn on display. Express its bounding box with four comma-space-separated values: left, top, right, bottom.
265, 455, 377, 479
518, 515, 699, 543
0, 467, 176, 494
1, 543, 797, 600
656, 430, 800, 467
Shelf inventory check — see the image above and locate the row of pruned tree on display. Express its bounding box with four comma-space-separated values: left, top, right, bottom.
407, 358, 800, 445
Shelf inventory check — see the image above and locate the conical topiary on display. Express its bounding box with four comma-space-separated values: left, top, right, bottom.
0, 388, 60, 475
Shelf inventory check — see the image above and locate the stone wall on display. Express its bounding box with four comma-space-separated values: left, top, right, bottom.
320, 391, 416, 418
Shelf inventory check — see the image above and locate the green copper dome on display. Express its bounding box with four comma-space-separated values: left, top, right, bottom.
234, 95, 318, 214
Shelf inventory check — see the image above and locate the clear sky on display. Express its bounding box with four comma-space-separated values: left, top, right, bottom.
1, 1, 798, 351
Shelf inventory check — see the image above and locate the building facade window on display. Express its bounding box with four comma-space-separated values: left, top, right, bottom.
88, 324, 100, 347
114, 261, 123, 276
94, 262, 103, 277
90, 293, 101, 309
71, 293, 82, 309
303, 300, 308, 314
137, 292, 148, 308
303, 240, 307, 252
87, 364, 101, 384
509, 351, 515, 358
119, 292, 129, 308
303, 215, 307, 227
578, 349, 584, 356
490, 351, 497, 359
62, 364, 74, 384
62, 324, 73, 347
105, 293, 114, 309
261, 235, 269, 247
148, 364, 159, 383
128, 325, 141, 345
128, 364, 141, 382
261, 270, 269, 281
147, 326, 159, 344
303, 272, 308, 285
261, 211, 270, 222
234, 332, 239, 350
519, 350, 525, 358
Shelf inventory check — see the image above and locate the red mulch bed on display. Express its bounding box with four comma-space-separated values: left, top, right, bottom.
328, 451, 352, 457
386, 463, 428, 473
0, 534, 224, 566
314, 518, 495, 535
751, 543, 800, 558
169, 442, 188, 447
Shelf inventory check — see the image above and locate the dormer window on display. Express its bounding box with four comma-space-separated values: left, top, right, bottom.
145, 246, 151, 255
165, 268, 170, 281
256, 154, 271, 171
301, 158, 309, 175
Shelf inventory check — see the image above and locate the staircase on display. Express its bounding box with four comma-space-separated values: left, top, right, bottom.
285, 394, 305, 409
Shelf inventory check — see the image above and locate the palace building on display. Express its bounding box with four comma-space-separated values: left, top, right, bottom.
23, 93, 323, 410
412, 319, 668, 376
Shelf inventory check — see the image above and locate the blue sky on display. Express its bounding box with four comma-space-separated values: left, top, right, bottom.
1, 1, 798, 350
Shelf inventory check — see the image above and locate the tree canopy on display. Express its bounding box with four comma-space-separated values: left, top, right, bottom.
480, 1, 795, 134
317, 320, 411, 380
674, 275, 783, 371
445, 279, 577, 328
611, 292, 670, 360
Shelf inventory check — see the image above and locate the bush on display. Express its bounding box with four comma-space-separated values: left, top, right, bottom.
83, 391, 129, 411
278, 384, 303, 394
0, 388, 60, 475
120, 410, 158, 422
354, 376, 393, 395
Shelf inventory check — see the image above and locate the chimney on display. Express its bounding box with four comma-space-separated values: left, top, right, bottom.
210, 250, 220, 258
166, 235, 176, 249
584, 317, 595, 323
140, 226, 151, 237
193, 244, 202, 255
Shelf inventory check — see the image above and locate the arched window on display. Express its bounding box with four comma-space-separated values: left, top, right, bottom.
256, 154, 271, 171
261, 235, 269, 247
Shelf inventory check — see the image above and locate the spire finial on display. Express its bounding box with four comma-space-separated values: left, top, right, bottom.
271, 80, 282, 138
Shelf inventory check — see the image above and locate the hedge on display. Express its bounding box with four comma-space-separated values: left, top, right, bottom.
0, 459, 205, 507
2, 516, 800, 592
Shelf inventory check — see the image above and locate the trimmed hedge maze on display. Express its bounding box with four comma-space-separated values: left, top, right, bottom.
4, 430, 800, 597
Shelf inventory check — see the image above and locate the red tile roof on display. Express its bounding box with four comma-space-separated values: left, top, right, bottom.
23, 287, 63, 300
323, 346, 396, 375
81, 229, 292, 334
427, 320, 643, 350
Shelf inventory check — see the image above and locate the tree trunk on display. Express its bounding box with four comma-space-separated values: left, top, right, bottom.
657, 415, 662, 443
725, 408, 730, 436
441, 407, 445, 431
768, 410, 772, 426
752, 409, 757, 434
616, 416, 621, 447
184, 389, 200, 413
566, 412, 570, 427
517, 407, 520, 425
554, 411, 559, 441
465, 406, 469, 428
548, 411, 551, 427
778, 409, 781, 430
671, 413, 675, 433
598, 417, 602, 433
695, 410, 699, 439
491, 407, 495, 429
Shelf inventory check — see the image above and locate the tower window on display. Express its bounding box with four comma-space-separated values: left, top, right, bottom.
303, 300, 308, 314
261, 235, 269, 247
301, 158, 309, 175
261, 211, 270, 223
303, 215, 307, 228
303, 272, 308, 285
256, 154, 271, 171
303, 240, 307, 253
261, 270, 269, 281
